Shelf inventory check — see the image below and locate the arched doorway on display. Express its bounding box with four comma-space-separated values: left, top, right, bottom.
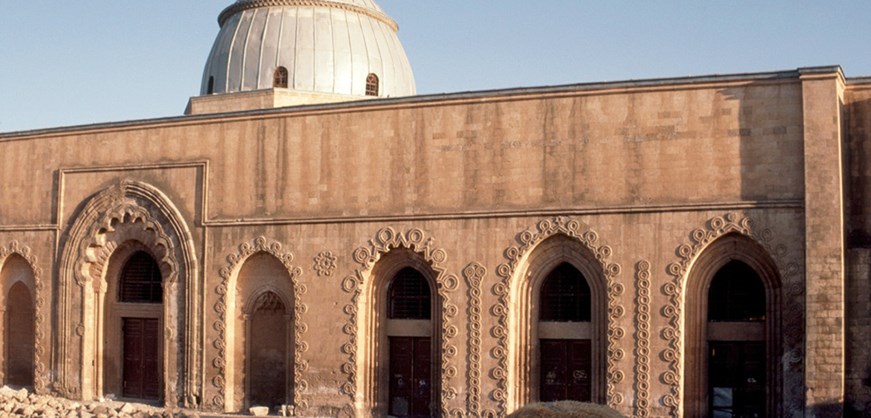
707, 261, 766, 417
5, 281, 35, 386
386, 267, 434, 417
684, 233, 781, 418
108, 250, 163, 400
507, 233, 609, 408
538, 263, 592, 402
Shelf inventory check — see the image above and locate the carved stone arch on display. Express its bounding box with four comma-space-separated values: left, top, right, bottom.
0, 241, 46, 393
492, 217, 624, 415
660, 212, 801, 417
339, 227, 460, 417
211, 237, 309, 414
682, 233, 782, 418
242, 285, 292, 316
56, 180, 198, 407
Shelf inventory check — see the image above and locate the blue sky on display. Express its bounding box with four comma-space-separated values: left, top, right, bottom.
1, 1, 870, 133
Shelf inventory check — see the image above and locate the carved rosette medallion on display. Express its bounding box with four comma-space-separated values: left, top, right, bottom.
660, 212, 801, 415
0, 241, 47, 393
493, 216, 625, 415
339, 227, 460, 416
212, 237, 309, 412
313, 250, 338, 277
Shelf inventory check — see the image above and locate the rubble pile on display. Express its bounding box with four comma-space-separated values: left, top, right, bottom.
0, 386, 200, 418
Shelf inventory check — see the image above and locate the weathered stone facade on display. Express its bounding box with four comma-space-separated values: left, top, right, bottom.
1, 66, 869, 417
1, 4, 871, 417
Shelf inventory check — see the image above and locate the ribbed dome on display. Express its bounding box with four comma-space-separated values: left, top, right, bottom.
199, 0, 416, 100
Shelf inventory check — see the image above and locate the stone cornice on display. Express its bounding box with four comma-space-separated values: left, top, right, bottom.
218, 0, 398, 31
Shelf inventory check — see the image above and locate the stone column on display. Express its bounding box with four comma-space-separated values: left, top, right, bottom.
800, 66, 847, 416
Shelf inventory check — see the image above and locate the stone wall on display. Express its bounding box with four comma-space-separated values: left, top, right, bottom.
0, 70, 862, 416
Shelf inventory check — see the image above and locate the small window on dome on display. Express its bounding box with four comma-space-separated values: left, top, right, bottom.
366, 73, 379, 96
207, 76, 215, 94
274, 67, 289, 88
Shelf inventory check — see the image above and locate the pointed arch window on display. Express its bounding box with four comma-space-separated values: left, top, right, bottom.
366, 73, 379, 96
119, 251, 162, 304
385, 266, 434, 417
274, 66, 289, 88
388, 267, 431, 320
538, 262, 593, 403
706, 261, 767, 417
540, 263, 592, 322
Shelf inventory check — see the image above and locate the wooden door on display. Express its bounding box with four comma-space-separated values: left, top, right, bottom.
709, 341, 765, 417
389, 337, 432, 417
122, 318, 159, 399
540, 339, 591, 402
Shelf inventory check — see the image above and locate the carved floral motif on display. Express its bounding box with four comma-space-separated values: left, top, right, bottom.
634, 260, 651, 418
463, 262, 486, 417
211, 237, 309, 412
313, 251, 338, 277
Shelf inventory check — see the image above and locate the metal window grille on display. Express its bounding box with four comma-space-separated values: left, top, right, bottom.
366, 73, 379, 96
119, 252, 163, 304
274, 67, 289, 88
540, 263, 591, 322
388, 267, 431, 320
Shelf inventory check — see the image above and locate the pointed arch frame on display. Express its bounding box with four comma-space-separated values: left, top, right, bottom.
210, 236, 309, 413
660, 212, 802, 417
56, 180, 199, 407
492, 217, 625, 415
339, 227, 461, 417
0, 242, 45, 392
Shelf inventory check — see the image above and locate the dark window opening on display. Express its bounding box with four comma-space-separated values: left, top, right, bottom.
388, 267, 431, 320
708, 261, 766, 322
366, 73, 379, 96
274, 67, 289, 88
540, 263, 591, 322
119, 252, 163, 304
207, 76, 215, 94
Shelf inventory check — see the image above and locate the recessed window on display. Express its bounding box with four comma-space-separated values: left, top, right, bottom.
387, 267, 430, 320
366, 73, 379, 96
207, 76, 215, 94
274, 66, 289, 88
540, 263, 591, 322
119, 251, 162, 304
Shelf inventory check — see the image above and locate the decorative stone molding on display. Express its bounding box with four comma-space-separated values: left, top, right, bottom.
313, 251, 338, 277
56, 180, 199, 407
211, 237, 309, 412
0, 241, 47, 394
218, 0, 399, 31
463, 262, 486, 417
339, 227, 460, 417
660, 212, 800, 416
634, 260, 651, 418
493, 216, 624, 415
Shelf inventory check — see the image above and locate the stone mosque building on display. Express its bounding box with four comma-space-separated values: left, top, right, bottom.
1, 0, 871, 417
